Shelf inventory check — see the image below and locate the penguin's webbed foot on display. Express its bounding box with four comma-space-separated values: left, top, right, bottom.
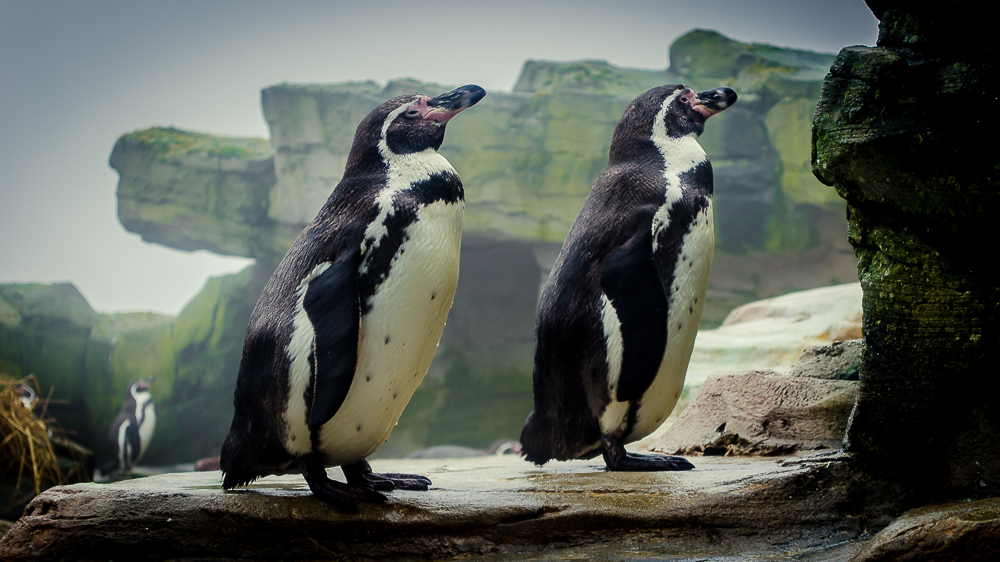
601, 433, 695, 472
606, 452, 695, 471
374, 472, 433, 491
297, 455, 387, 513
343, 460, 432, 492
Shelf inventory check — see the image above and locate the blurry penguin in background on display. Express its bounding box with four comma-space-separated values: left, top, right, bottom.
101, 377, 155, 476
16, 383, 37, 411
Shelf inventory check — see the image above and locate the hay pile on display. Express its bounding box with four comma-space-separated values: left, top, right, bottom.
1, 375, 65, 509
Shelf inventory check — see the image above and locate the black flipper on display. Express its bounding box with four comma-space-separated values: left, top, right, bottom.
303, 251, 362, 428
600, 227, 668, 402
124, 419, 142, 469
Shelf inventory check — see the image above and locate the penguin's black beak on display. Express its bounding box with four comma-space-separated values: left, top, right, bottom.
693, 87, 738, 118
421, 85, 487, 123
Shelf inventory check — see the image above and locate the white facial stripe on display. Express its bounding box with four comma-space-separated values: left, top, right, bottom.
376, 102, 416, 161
650, 89, 709, 252
283, 261, 332, 455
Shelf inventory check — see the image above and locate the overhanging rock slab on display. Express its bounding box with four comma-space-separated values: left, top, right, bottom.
1, 453, 860, 560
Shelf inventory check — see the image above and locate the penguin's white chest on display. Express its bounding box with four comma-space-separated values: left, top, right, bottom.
136, 398, 156, 459
631, 202, 714, 439
317, 199, 464, 464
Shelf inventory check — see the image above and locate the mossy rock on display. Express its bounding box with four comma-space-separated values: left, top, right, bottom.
0, 284, 99, 441
513, 59, 670, 95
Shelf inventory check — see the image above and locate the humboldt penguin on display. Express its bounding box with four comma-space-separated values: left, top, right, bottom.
101, 377, 156, 475
221, 84, 486, 512
520, 84, 737, 471
15, 383, 37, 411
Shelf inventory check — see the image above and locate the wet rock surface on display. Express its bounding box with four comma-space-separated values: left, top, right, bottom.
853, 498, 1000, 562
0, 453, 862, 561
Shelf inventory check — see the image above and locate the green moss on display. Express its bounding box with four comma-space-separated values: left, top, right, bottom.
120, 127, 273, 160
0, 284, 100, 442
513, 60, 668, 95
142, 265, 256, 463
766, 98, 842, 211
671, 29, 836, 88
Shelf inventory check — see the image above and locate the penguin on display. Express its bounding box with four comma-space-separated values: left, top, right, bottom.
15, 383, 36, 410
221, 84, 486, 512
101, 377, 156, 475
520, 84, 737, 471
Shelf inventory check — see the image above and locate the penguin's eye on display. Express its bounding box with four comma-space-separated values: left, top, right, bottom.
404, 108, 421, 119
679, 95, 690, 104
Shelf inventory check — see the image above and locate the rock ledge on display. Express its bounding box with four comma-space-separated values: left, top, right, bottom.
0, 454, 858, 560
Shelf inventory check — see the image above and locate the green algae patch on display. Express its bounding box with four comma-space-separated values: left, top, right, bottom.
513, 59, 669, 95
812, 4, 1000, 502
0, 284, 100, 441
120, 127, 273, 160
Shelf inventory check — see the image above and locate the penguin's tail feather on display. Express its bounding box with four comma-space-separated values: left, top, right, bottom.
221, 413, 290, 489
221, 425, 260, 489
519, 410, 554, 465
99, 458, 119, 478
520, 408, 601, 465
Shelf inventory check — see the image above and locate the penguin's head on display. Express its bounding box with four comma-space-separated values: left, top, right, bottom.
611, 84, 738, 155
347, 84, 486, 169
131, 377, 154, 395
657, 84, 737, 138
16, 384, 37, 409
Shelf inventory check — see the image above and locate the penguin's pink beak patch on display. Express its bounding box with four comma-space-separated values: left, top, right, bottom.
415, 84, 487, 124
411, 97, 459, 124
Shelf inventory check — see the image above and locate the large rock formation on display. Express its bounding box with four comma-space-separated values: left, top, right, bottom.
0, 30, 860, 466
112, 29, 854, 320
812, 1, 999, 503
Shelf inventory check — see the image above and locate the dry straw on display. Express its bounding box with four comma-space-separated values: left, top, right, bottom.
1, 374, 65, 509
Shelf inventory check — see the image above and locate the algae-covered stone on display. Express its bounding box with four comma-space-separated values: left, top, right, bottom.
512, 59, 669, 95
812, 1, 999, 500
151, 264, 261, 463
0, 284, 99, 440
111, 127, 279, 261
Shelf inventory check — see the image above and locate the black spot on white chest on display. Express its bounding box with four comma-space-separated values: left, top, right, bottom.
358, 172, 462, 314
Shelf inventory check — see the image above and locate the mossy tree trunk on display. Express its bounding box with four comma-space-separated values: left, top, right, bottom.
813, 0, 999, 505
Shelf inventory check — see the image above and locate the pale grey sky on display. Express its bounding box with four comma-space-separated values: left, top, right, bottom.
0, 0, 878, 315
